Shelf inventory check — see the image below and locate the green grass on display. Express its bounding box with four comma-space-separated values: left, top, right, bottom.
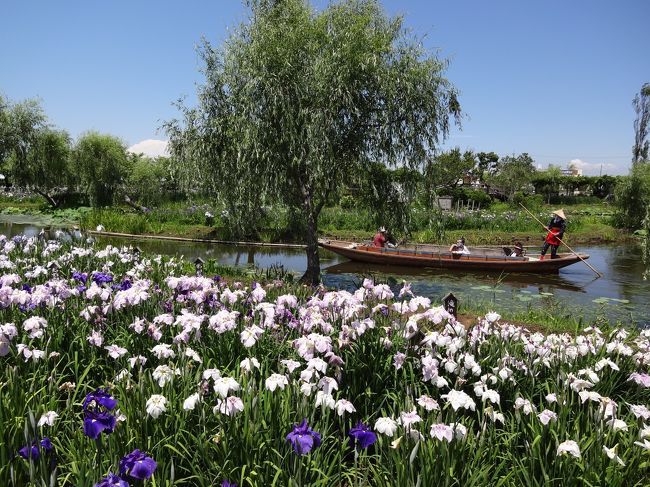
0, 195, 627, 246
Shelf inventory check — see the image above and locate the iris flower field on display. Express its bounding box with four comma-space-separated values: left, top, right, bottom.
0, 234, 649, 486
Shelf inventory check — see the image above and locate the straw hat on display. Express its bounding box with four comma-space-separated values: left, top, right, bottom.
552, 209, 566, 220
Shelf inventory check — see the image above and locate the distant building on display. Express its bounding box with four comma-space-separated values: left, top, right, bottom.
561, 167, 582, 177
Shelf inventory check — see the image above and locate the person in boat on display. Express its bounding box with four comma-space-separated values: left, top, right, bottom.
541, 209, 566, 259
449, 237, 470, 255
503, 241, 526, 257
372, 227, 397, 248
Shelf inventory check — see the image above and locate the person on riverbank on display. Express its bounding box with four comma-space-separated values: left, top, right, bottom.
449, 237, 470, 255
541, 209, 566, 259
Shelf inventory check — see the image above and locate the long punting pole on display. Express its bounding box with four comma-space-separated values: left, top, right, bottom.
518, 203, 603, 277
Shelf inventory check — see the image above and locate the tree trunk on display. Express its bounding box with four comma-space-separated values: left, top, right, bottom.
299, 207, 321, 285
35, 190, 58, 208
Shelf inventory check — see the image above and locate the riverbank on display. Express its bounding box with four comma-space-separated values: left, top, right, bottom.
0, 199, 630, 246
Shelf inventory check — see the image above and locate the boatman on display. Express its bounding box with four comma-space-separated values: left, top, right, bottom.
540, 209, 566, 260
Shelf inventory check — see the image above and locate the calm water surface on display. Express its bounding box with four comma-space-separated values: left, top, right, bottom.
2, 216, 649, 326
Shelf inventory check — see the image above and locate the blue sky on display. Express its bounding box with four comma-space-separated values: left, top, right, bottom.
1, 0, 648, 175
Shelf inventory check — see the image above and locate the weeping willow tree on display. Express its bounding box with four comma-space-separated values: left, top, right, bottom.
165, 0, 460, 283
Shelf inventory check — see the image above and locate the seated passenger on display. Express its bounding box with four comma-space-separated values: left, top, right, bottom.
503, 242, 525, 257
373, 227, 397, 248
449, 237, 470, 255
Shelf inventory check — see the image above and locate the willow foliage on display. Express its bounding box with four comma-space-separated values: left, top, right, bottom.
165, 0, 460, 282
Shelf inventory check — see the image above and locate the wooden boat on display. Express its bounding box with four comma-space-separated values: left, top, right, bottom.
319, 239, 590, 273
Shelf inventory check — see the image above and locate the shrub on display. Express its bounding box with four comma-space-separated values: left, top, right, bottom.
512, 192, 543, 210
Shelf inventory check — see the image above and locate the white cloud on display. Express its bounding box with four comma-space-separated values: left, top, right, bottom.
568, 158, 619, 176
127, 139, 169, 158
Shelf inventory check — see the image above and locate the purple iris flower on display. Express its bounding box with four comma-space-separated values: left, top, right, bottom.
94, 473, 130, 487
18, 437, 54, 460
83, 410, 116, 439
83, 388, 117, 439
92, 272, 113, 284
112, 279, 132, 291
83, 388, 117, 411
18, 444, 40, 460
286, 419, 321, 455
221, 481, 237, 487
119, 449, 157, 480
21, 283, 32, 293
72, 272, 88, 284
349, 421, 377, 449
39, 437, 54, 452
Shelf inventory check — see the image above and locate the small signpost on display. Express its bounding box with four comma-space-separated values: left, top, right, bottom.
48, 261, 61, 279
194, 257, 205, 277
443, 292, 458, 318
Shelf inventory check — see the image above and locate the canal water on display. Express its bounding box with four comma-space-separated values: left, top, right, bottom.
2, 215, 649, 327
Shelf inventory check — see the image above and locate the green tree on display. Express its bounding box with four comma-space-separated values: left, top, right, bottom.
487, 153, 536, 200
615, 84, 650, 229
11, 129, 72, 207
165, 0, 460, 283
73, 132, 130, 207
355, 163, 422, 236
632, 83, 650, 164
0, 95, 48, 179
474, 151, 499, 181
424, 148, 475, 194
531, 165, 562, 203
614, 162, 650, 229
122, 154, 170, 208
0, 94, 11, 166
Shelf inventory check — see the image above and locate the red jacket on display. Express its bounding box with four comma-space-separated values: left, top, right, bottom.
373, 232, 386, 248
545, 216, 566, 246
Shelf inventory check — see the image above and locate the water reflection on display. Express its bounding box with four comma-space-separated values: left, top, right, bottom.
323, 260, 586, 293
1, 217, 648, 326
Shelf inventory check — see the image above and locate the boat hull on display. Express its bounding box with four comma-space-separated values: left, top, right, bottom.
319, 240, 589, 273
